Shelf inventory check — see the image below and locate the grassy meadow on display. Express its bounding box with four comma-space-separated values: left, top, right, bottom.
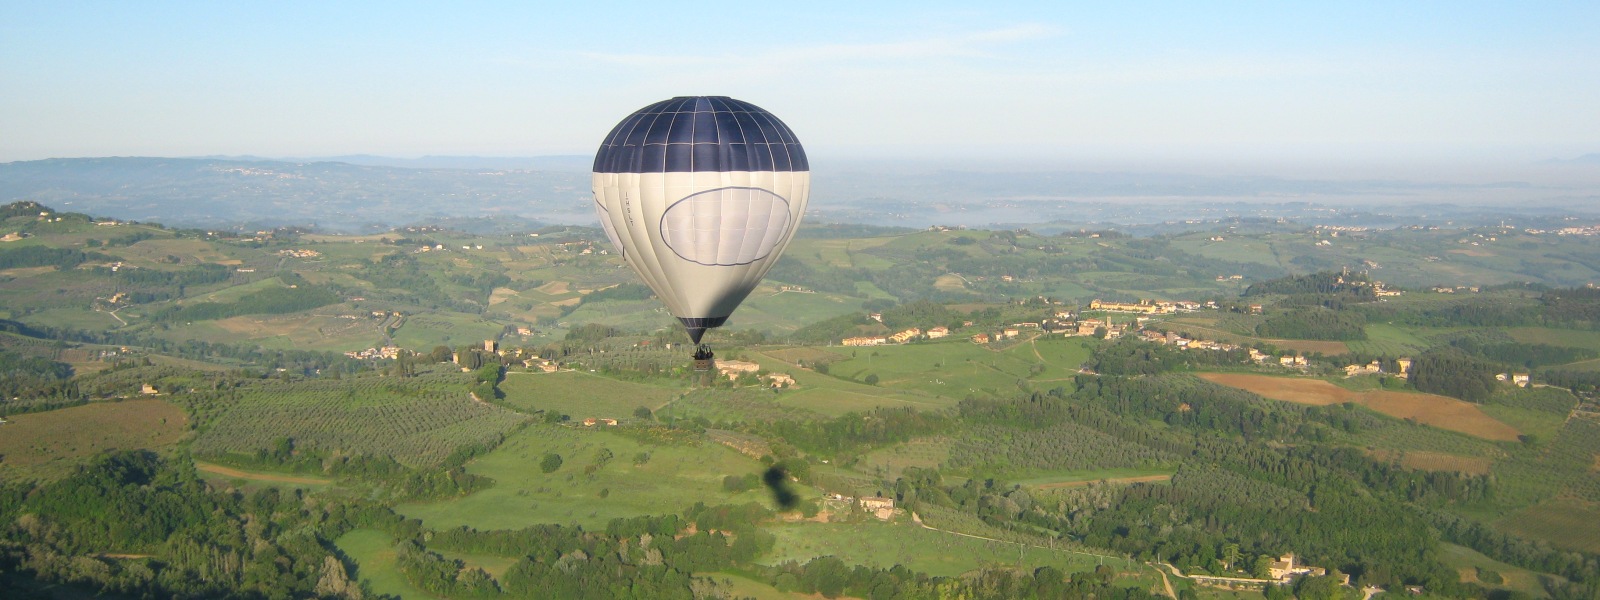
399, 424, 775, 530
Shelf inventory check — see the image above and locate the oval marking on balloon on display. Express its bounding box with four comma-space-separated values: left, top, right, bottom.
659, 186, 792, 267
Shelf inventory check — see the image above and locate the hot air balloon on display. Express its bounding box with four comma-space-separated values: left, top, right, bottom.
591, 96, 809, 368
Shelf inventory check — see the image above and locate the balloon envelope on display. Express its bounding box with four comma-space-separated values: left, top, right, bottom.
591, 96, 809, 343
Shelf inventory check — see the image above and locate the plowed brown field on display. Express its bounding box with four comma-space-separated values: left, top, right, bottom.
1197, 373, 1521, 441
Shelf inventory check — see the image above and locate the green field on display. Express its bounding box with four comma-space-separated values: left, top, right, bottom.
1479, 404, 1566, 443
14, 307, 123, 330
399, 423, 772, 530
1439, 543, 1561, 598
1507, 327, 1600, 353
1171, 236, 1282, 267
1346, 323, 1431, 356
764, 520, 1116, 578
190, 374, 531, 467
158, 310, 385, 353
858, 437, 954, 480
733, 288, 864, 335
390, 312, 510, 350
186, 276, 284, 304
804, 336, 1091, 398
498, 370, 684, 421
702, 571, 812, 600
336, 529, 440, 599
748, 349, 955, 416
656, 387, 816, 424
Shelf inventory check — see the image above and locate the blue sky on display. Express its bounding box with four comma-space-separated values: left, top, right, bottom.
2, 2, 1596, 165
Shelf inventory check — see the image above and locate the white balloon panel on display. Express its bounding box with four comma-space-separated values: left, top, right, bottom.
592, 171, 809, 322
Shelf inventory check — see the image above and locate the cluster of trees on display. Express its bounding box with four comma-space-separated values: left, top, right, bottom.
560, 282, 653, 316
1086, 338, 1251, 375
89, 262, 233, 301
0, 451, 388, 598
156, 282, 340, 323
1255, 307, 1368, 341
1358, 297, 1541, 328
0, 200, 54, 219
877, 300, 956, 331
1539, 285, 1600, 325
0, 245, 105, 270
351, 251, 468, 311
1446, 336, 1596, 369
93, 230, 157, 247
446, 269, 512, 301
789, 312, 884, 345
1410, 349, 1502, 402
391, 504, 776, 599
1245, 270, 1376, 299
213, 432, 504, 501
0, 349, 74, 402
766, 406, 950, 456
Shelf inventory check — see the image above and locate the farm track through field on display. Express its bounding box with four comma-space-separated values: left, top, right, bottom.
1198, 373, 1521, 441
194, 461, 332, 485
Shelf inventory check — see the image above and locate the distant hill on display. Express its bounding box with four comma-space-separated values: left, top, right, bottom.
3, 156, 1593, 233
0, 157, 592, 232
1540, 153, 1600, 166
198, 154, 593, 171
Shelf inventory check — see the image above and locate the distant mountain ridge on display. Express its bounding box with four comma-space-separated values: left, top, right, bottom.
1, 156, 1594, 233
0, 156, 592, 232
193, 154, 593, 171
1540, 153, 1600, 166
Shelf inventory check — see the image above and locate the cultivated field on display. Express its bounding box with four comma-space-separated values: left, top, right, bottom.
1197, 373, 1521, 441
763, 520, 1109, 578
1495, 498, 1600, 553
399, 423, 769, 530
750, 350, 954, 416
191, 375, 531, 467
805, 336, 1091, 399
498, 370, 683, 421
858, 437, 953, 479
0, 399, 188, 480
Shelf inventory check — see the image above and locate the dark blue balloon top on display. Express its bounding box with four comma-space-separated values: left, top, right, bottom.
593, 96, 808, 174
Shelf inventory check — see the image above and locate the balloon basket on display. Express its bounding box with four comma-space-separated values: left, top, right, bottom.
691, 345, 715, 372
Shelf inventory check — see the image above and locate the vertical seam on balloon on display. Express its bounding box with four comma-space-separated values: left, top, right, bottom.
622, 174, 682, 317
751, 110, 784, 172
726, 102, 752, 173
